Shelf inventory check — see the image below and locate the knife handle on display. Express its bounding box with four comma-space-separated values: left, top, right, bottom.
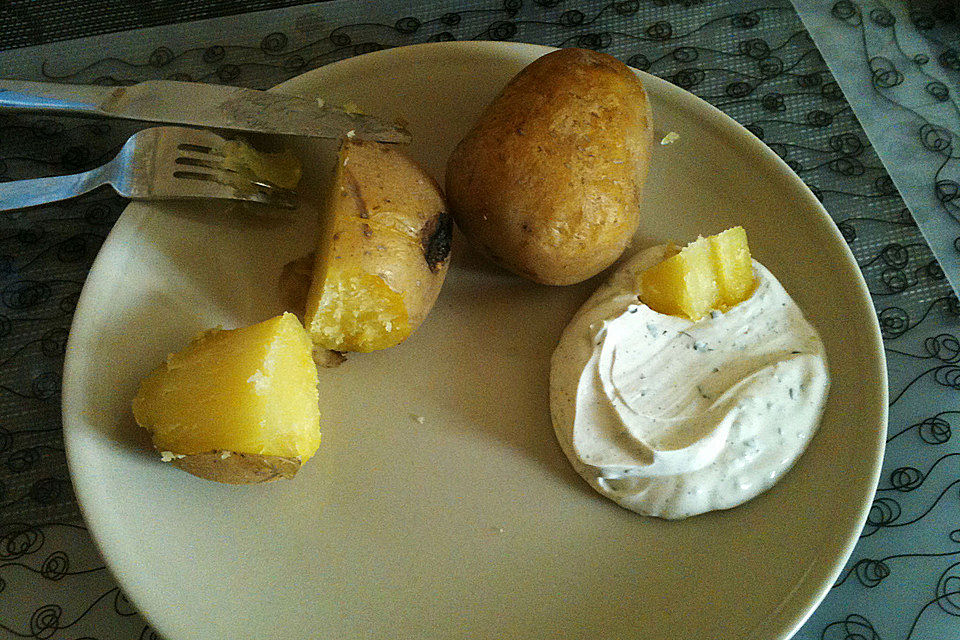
0, 80, 118, 114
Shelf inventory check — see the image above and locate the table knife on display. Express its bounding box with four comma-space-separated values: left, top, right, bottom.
0, 79, 410, 143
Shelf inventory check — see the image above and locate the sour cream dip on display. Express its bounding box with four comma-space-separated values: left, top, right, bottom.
550, 245, 829, 519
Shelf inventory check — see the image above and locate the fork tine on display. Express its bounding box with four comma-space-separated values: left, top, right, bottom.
172, 170, 220, 182
174, 156, 224, 170
248, 181, 299, 209
176, 143, 219, 155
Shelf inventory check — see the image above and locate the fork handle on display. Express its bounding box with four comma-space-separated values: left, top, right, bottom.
0, 80, 119, 114
0, 170, 113, 212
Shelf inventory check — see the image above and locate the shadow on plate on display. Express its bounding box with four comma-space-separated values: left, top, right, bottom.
75, 290, 208, 457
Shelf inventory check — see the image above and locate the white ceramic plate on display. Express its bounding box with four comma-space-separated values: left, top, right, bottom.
62, 42, 887, 640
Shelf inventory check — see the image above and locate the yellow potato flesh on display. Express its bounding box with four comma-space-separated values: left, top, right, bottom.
639, 227, 755, 320
710, 226, 754, 304
309, 267, 409, 352
132, 312, 321, 462
217, 139, 302, 190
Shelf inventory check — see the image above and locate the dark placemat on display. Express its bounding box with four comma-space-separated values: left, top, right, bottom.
0, 0, 330, 50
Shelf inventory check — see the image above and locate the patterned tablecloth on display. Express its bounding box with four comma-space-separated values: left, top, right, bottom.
0, 1, 958, 639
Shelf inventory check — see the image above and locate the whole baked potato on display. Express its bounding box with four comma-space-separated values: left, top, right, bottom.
445, 47, 654, 285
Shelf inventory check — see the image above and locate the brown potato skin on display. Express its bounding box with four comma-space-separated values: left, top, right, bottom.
445, 48, 654, 285
170, 451, 301, 484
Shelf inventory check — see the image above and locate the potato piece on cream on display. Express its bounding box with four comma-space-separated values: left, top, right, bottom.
551, 244, 829, 519
638, 227, 755, 320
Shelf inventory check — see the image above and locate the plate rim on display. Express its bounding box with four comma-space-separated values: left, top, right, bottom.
61, 40, 888, 640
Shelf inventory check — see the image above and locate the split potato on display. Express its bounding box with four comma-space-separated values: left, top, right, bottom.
132, 312, 321, 484
445, 47, 654, 285
304, 139, 452, 352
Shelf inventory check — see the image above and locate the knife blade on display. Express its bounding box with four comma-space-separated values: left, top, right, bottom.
0, 79, 411, 144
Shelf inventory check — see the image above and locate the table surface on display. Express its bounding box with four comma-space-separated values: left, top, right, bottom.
0, 1, 959, 639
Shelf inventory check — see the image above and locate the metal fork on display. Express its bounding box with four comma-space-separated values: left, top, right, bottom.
0, 126, 299, 212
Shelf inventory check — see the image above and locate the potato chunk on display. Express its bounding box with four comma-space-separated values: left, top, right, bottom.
709, 226, 753, 305
132, 312, 321, 483
638, 227, 755, 320
305, 139, 451, 353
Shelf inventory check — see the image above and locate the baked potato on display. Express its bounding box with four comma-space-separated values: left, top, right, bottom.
132, 312, 321, 484
445, 47, 654, 285
304, 139, 452, 352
